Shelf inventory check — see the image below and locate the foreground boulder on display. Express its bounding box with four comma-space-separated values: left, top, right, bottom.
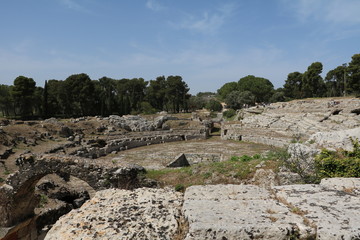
308, 126, 360, 151
184, 179, 360, 240
45, 188, 184, 240
44, 178, 360, 240
274, 180, 360, 240
183, 185, 314, 239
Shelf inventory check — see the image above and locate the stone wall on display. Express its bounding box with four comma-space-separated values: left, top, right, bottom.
73, 130, 209, 159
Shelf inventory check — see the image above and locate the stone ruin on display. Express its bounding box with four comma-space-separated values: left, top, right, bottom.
44, 178, 360, 239
0, 155, 150, 240
221, 98, 360, 149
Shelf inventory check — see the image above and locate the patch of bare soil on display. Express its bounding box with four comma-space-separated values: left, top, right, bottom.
99, 136, 274, 169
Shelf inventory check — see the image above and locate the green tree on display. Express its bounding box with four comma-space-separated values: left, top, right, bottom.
98, 77, 116, 116
325, 65, 346, 97
116, 78, 134, 115
64, 73, 95, 116
140, 101, 157, 114
165, 76, 190, 113
46, 80, 68, 116
126, 78, 148, 111
302, 62, 325, 98
205, 99, 223, 112
12, 76, 36, 118
33, 86, 44, 117
188, 95, 206, 110
269, 89, 285, 103
225, 90, 255, 110
43, 80, 49, 118
347, 53, 360, 95
0, 84, 14, 117
238, 75, 274, 103
146, 76, 167, 111
217, 82, 238, 100
283, 72, 303, 99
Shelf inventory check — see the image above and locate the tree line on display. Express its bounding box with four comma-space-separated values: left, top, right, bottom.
216, 53, 360, 110
0, 74, 190, 119
284, 54, 360, 99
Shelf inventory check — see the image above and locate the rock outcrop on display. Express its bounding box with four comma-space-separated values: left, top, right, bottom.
44, 188, 184, 240
0, 155, 146, 229
222, 98, 360, 148
308, 126, 360, 150
44, 178, 360, 240
183, 184, 314, 239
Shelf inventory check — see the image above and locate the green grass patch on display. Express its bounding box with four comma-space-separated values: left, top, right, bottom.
37, 194, 49, 208
145, 154, 281, 190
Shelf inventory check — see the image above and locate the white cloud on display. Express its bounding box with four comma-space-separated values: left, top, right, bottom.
175, 3, 237, 35
146, 0, 164, 11
57, 0, 90, 13
285, 0, 360, 25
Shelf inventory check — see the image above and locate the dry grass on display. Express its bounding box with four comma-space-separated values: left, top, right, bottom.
103, 136, 274, 169
145, 156, 280, 190
268, 216, 278, 222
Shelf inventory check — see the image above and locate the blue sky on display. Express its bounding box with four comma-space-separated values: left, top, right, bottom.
1, 0, 360, 94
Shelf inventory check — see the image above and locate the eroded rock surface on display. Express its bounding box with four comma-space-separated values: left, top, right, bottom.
274, 179, 360, 240
42, 178, 360, 240
185, 179, 360, 240
183, 184, 314, 240
44, 188, 184, 240
308, 126, 360, 150
222, 98, 360, 148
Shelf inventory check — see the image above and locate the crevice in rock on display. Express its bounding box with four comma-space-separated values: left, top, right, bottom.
351, 108, 360, 115
173, 213, 189, 240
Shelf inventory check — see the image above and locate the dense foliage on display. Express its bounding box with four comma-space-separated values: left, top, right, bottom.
205, 99, 223, 112
284, 54, 360, 99
0, 74, 190, 119
222, 109, 236, 119
217, 53, 360, 110
2, 53, 360, 118
315, 138, 360, 178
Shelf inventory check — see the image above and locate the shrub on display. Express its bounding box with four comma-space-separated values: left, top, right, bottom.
230, 155, 253, 162
315, 138, 360, 178
315, 150, 360, 178
205, 99, 223, 112
140, 102, 157, 115
223, 109, 236, 119
230, 156, 240, 162
240, 155, 252, 162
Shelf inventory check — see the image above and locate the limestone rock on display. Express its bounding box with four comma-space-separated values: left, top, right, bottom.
320, 177, 360, 195
221, 98, 360, 147
274, 179, 360, 240
153, 115, 178, 129
286, 143, 320, 176
44, 188, 184, 240
183, 184, 314, 240
250, 169, 279, 188
308, 127, 360, 151
109, 115, 156, 132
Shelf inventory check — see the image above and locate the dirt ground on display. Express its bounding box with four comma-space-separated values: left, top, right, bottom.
101, 136, 274, 169
0, 115, 273, 182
